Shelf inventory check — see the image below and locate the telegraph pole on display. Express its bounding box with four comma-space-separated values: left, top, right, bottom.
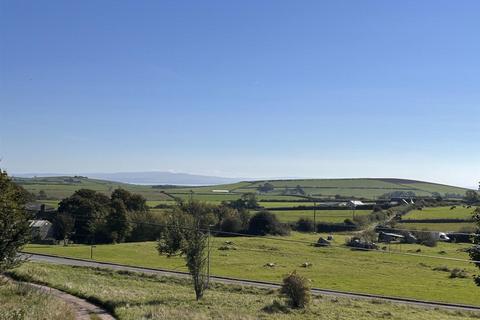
206, 224, 213, 288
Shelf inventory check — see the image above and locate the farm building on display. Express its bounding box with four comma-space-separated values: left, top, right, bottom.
29, 219, 54, 241
348, 200, 365, 207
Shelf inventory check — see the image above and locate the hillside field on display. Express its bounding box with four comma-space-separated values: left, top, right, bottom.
15, 176, 470, 202
24, 232, 480, 306
8, 263, 480, 320
396, 206, 478, 233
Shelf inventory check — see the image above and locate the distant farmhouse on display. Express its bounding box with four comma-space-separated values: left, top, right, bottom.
29, 219, 54, 242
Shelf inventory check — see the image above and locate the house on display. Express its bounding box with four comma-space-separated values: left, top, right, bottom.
29, 219, 54, 241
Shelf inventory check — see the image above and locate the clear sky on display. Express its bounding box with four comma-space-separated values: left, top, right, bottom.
1, 0, 479, 187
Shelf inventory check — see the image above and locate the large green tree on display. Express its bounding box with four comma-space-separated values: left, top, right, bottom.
0, 170, 32, 272
57, 189, 111, 243
107, 199, 131, 243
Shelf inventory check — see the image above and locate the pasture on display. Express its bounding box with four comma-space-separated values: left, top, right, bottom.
396, 222, 476, 233
24, 232, 480, 306
396, 206, 477, 233
9, 263, 477, 320
15, 176, 470, 201
267, 209, 369, 223
403, 206, 476, 221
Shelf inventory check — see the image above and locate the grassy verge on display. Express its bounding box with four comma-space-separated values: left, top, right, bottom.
9, 262, 480, 320
24, 232, 480, 305
0, 276, 75, 320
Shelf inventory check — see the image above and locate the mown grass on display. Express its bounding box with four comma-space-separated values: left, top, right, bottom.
9, 263, 480, 320
24, 232, 480, 306
0, 277, 75, 320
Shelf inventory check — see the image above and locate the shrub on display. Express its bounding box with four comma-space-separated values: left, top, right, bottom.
433, 266, 450, 272
280, 271, 310, 309
352, 215, 369, 226
450, 268, 469, 279
414, 230, 438, 247
359, 229, 377, 243
261, 300, 290, 314
248, 211, 289, 236
219, 215, 243, 234
295, 218, 315, 232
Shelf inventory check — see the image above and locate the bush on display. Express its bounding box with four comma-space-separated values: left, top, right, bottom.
450, 268, 469, 279
248, 211, 289, 236
219, 215, 243, 234
295, 218, 315, 232
280, 271, 310, 308
414, 230, 438, 247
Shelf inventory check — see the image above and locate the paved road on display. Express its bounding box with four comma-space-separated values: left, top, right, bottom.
24, 252, 480, 313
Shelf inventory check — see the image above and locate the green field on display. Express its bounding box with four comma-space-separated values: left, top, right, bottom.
258, 201, 314, 208
0, 277, 74, 320
396, 222, 476, 233
267, 209, 369, 223
147, 207, 368, 224
24, 232, 480, 306
403, 206, 477, 221
15, 176, 471, 201
15, 176, 173, 201
9, 263, 477, 320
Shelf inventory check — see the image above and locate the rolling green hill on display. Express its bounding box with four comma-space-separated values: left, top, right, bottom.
14, 176, 470, 202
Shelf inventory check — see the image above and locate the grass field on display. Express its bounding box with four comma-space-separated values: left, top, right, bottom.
403, 206, 477, 221
0, 277, 75, 320
258, 201, 314, 208
9, 263, 480, 320
15, 176, 470, 201
148, 207, 368, 224
396, 222, 476, 232
267, 209, 370, 223
24, 232, 480, 306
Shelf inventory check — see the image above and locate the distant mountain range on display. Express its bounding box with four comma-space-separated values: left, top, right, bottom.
12, 171, 245, 186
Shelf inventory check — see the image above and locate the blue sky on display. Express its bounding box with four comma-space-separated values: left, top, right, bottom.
1, 0, 479, 187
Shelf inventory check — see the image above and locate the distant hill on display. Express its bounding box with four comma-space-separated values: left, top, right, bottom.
159, 177, 471, 200
13, 175, 472, 201
13, 171, 243, 186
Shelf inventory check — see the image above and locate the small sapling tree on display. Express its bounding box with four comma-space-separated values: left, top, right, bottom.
157, 200, 211, 300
